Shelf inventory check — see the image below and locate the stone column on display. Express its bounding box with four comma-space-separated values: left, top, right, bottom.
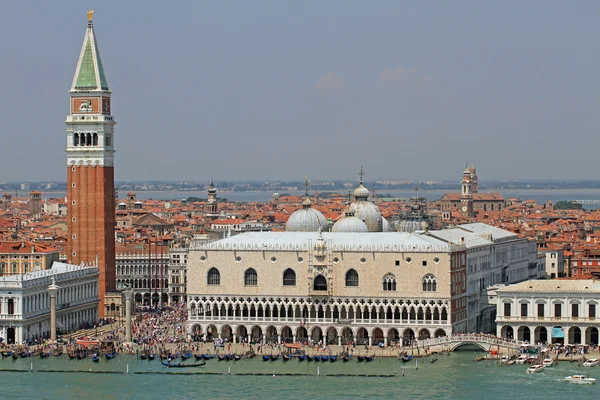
124, 290, 133, 343
48, 280, 59, 341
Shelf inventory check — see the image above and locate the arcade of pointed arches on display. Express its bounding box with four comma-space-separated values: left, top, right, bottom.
188, 296, 451, 346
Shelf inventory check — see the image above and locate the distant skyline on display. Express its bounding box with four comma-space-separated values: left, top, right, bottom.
1, 1, 599, 182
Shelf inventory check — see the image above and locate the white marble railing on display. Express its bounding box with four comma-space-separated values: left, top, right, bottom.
418, 335, 521, 349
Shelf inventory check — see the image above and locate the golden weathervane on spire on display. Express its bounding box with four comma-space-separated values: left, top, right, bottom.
87, 10, 94, 21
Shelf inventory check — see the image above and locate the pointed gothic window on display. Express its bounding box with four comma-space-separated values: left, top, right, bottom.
345, 269, 359, 287
244, 268, 258, 286
283, 268, 296, 286
313, 275, 327, 291
383, 274, 396, 291
74, 133, 79, 146
207, 268, 220, 285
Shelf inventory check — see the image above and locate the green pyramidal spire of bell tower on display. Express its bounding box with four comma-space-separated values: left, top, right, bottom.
72, 11, 109, 91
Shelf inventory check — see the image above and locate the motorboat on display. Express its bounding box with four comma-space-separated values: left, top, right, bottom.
526, 364, 545, 374
515, 355, 529, 365
564, 375, 596, 384
582, 358, 600, 367
542, 357, 555, 367
500, 355, 510, 364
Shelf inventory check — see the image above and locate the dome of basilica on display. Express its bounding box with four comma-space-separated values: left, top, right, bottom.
332, 209, 369, 233
286, 196, 329, 232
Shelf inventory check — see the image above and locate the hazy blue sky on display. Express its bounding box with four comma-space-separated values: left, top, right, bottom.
1, 1, 599, 182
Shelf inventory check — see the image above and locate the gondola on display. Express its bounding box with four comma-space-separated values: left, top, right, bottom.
365, 355, 374, 362
77, 352, 86, 360
140, 353, 147, 360
217, 355, 226, 361
195, 354, 204, 361
357, 355, 365, 362
270, 354, 279, 361
148, 354, 156, 361
181, 352, 192, 361
39, 352, 48, 359
12, 353, 19, 360
161, 361, 206, 368
105, 352, 117, 360
298, 355, 306, 361
321, 355, 329, 362
160, 354, 169, 360
68, 353, 76, 360
234, 355, 241, 361
21, 352, 31, 358
401, 355, 413, 363
330, 355, 337, 362
430, 356, 438, 363
262, 355, 270, 362
92, 356, 100, 363
307, 355, 314, 362
316, 355, 323, 361
343, 355, 352, 362
226, 354, 234, 361
283, 354, 291, 361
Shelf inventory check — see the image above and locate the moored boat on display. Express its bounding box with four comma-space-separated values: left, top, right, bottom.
430, 356, 438, 363
330, 355, 337, 362
149, 354, 156, 361
357, 355, 365, 362
262, 355, 270, 362
92, 355, 100, 363
306, 355, 314, 362
269, 354, 279, 361
321, 355, 329, 362
298, 355, 306, 361
542, 357, 555, 367
343, 355, 352, 362
515, 355, 528, 364
401, 354, 412, 363
564, 375, 596, 384
217, 355, 226, 361
365, 355, 374, 362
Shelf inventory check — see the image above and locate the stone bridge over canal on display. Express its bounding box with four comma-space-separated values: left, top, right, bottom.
417, 335, 522, 352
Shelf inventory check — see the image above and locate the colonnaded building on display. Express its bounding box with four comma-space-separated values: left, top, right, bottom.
186, 222, 538, 346
0, 263, 99, 344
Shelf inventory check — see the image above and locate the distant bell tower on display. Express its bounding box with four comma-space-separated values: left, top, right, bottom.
460, 164, 473, 217
469, 165, 478, 194
65, 11, 116, 317
207, 180, 218, 216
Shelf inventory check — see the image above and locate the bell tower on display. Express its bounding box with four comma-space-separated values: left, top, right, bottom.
460, 164, 473, 217
65, 11, 116, 317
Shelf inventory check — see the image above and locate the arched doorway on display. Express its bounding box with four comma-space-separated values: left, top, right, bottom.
297, 326, 308, 342
191, 324, 202, 340
151, 293, 159, 305
356, 327, 369, 345
418, 328, 430, 340
266, 326, 277, 343
534, 326, 547, 343
500, 325, 514, 340
312, 327, 323, 343
221, 325, 233, 341
403, 328, 415, 344
206, 324, 217, 341
251, 326, 263, 343
434, 329, 447, 338
7, 327, 15, 344
517, 326, 531, 342
586, 327, 599, 345
326, 327, 338, 345
236, 325, 248, 342
387, 328, 399, 345
372, 328, 384, 345
568, 327, 581, 345
143, 293, 150, 306
279, 326, 290, 343
161, 293, 168, 304
341, 327, 353, 344
134, 293, 142, 304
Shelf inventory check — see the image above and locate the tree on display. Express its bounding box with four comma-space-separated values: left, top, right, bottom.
554, 200, 582, 210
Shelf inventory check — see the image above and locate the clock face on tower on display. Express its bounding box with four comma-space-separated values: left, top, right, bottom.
462, 206, 468, 212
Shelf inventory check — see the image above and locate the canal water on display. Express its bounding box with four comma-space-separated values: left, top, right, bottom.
1, 350, 599, 399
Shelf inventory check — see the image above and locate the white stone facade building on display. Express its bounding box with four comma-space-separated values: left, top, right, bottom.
0, 263, 99, 344
430, 223, 540, 333
115, 249, 169, 306
187, 231, 469, 346
168, 246, 188, 304
496, 280, 600, 345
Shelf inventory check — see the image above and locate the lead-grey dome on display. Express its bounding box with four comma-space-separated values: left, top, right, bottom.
286, 196, 328, 232
332, 209, 369, 233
